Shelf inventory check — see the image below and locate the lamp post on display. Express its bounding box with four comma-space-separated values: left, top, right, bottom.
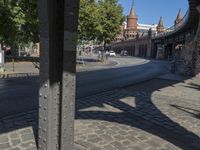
0, 50, 4, 73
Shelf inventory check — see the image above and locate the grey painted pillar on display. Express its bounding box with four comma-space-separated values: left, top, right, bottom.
38, 0, 79, 150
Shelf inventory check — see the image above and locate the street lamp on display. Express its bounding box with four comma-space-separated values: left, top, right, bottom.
0, 50, 4, 73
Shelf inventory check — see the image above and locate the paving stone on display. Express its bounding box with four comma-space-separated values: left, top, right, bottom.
90, 146, 103, 150
99, 134, 113, 141
113, 134, 125, 141
105, 129, 116, 135
135, 142, 151, 149
125, 135, 138, 141
118, 130, 127, 135
20, 141, 35, 148
75, 140, 93, 149
21, 133, 35, 142
26, 146, 37, 150
74, 144, 87, 150
0, 136, 9, 143
77, 135, 87, 140
88, 137, 102, 143
94, 130, 104, 135
136, 134, 149, 141
88, 134, 99, 139
10, 138, 21, 147
146, 139, 166, 147
128, 145, 143, 150
111, 141, 126, 150
10, 147, 21, 150
18, 128, 32, 135
103, 144, 117, 150
9, 132, 19, 139
0, 142, 11, 149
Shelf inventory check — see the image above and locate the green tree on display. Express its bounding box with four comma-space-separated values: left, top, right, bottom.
0, 0, 17, 47
78, 0, 124, 48
17, 0, 39, 44
78, 0, 99, 42
97, 0, 124, 49
0, 0, 38, 52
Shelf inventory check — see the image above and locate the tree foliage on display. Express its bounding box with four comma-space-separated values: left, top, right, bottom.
0, 0, 38, 47
0, 0, 123, 49
97, 0, 124, 45
0, 0, 17, 45
78, 0, 99, 41
78, 0, 124, 46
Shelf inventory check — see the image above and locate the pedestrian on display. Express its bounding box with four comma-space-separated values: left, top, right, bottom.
105, 51, 109, 60
98, 51, 101, 61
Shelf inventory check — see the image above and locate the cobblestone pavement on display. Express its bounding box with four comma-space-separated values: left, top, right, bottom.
0, 111, 38, 150
0, 78, 200, 149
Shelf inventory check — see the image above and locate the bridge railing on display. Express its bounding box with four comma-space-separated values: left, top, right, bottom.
153, 9, 189, 39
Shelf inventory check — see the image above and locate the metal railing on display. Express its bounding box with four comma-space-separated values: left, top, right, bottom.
153, 9, 190, 39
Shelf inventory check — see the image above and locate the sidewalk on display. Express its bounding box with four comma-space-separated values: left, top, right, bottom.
0, 75, 199, 150
1, 59, 117, 78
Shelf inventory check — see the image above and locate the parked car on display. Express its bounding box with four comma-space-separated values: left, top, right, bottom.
120, 50, 128, 56
109, 51, 116, 57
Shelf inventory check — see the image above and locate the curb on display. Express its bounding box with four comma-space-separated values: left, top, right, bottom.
0, 73, 39, 79
0, 110, 38, 122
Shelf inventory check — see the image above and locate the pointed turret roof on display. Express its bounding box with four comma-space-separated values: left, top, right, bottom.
176, 9, 183, 21
157, 16, 164, 33
158, 16, 164, 27
128, 0, 137, 18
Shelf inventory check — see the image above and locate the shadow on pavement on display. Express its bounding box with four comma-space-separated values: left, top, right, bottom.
75, 78, 200, 150
0, 61, 199, 149
170, 104, 200, 120
182, 82, 200, 91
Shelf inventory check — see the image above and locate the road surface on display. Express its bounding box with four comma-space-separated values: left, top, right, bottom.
0, 57, 169, 118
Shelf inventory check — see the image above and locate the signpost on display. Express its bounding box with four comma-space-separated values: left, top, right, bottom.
0, 51, 4, 73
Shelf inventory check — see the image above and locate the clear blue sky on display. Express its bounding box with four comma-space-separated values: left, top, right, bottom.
118, 0, 189, 27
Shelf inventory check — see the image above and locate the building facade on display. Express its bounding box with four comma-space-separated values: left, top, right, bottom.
112, 3, 164, 58
112, 3, 184, 59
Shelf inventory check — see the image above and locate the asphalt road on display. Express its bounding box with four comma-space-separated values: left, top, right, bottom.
76, 59, 169, 98
0, 57, 170, 118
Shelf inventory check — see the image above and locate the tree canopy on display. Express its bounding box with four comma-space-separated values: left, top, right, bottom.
0, 0, 38, 47
78, 0, 124, 46
0, 0, 124, 49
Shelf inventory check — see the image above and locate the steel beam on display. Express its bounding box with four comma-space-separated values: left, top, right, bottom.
38, 0, 79, 150
194, 5, 200, 41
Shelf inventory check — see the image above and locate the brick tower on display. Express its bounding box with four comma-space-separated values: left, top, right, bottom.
127, 0, 138, 30
157, 17, 164, 33
124, 0, 138, 39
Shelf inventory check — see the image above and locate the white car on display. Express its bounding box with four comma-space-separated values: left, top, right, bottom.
109, 51, 116, 57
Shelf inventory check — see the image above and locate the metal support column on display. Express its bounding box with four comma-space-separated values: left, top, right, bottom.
195, 5, 200, 42
194, 5, 200, 73
38, 0, 79, 150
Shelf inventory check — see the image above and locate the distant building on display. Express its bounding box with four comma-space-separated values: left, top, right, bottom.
114, 2, 166, 42
112, 2, 183, 59
124, 3, 138, 40
138, 23, 157, 33
156, 17, 164, 33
